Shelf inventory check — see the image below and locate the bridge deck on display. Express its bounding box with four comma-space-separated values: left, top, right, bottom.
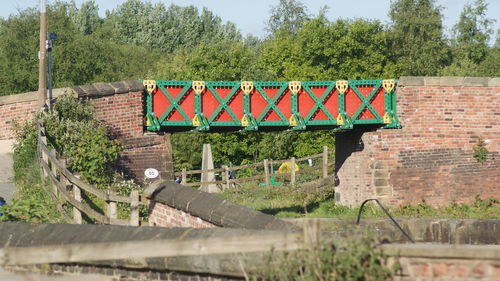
143, 79, 400, 132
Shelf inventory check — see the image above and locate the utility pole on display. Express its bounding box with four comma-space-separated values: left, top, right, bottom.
38, 0, 47, 108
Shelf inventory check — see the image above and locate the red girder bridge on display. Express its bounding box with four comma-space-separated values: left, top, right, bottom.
143, 79, 400, 132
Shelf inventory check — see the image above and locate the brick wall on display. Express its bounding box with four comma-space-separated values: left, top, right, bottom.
89, 90, 174, 181
383, 244, 500, 281
0, 99, 38, 140
149, 201, 216, 228
335, 77, 500, 207
147, 181, 300, 230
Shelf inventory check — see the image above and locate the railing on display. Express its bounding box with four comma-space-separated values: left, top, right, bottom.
174, 146, 334, 190
144, 79, 400, 132
37, 121, 146, 226
0, 220, 321, 266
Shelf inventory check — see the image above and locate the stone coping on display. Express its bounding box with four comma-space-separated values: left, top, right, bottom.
381, 243, 500, 260
0, 80, 144, 105
286, 218, 500, 245
147, 181, 300, 231
0, 222, 292, 277
399, 76, 500, 87
0, 222, 291, 247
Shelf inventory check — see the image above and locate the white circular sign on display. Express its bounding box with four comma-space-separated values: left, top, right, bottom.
144, 168, 159, 179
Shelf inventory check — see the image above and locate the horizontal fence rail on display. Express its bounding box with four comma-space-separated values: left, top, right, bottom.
37, 121, 144, 226
0, 220, 321, 266
175, 146, 334, 190
143, 79, 400, 132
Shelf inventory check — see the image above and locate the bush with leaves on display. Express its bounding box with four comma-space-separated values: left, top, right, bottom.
40, 94, 122, 185
0, 120, 64, 223
250, 230, 396, 281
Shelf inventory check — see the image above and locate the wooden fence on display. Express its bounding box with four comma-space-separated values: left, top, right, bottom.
175, 146, 334, 189
37, 122, 146, 226
0, 220, 321, 266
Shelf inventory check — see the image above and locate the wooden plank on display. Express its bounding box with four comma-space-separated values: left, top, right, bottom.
174, 167, 225, 176
303, 218, 320, 248
73, 185, 82, 224
181, 168, 187, 184
222, 166, 231, 189
229, 174, 265, 183
42, 161, 107, 223
228, 161, 262, 171
129, 190, 139, 226
296, 153, 323, 162
322, 146, 328, 179
38, 171, 73, 224
263, 159, 270, 187
0, 233, 304, 266
106, 201, 117, 221
39, 145, 131, 203
0, 268, 113, 281
183, 180, 222, 187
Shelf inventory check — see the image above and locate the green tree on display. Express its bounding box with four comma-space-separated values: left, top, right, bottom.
388, 0, 450, 75
68, 0, 102, 35
441, 0, 495, 76
54, 28, 160, 87
477, 33, 500, 76
0, 4, 78, 95
259, 15, 397, 81
267, 0, 309, 34
105, 0, 241, 53
154, 40, 270, 81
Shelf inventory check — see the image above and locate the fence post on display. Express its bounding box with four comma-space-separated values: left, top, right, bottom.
303, 218, 321, 248
40, 137, 49, 178
222, 165, 230, 190
49, 148, 58, 196
290, 157, 296, 185
181, 168, 187, 185
263, 159, 270, 187
322, 145, 328, 179
106, 191, 117, 224
129, 190, 139, 226
73, 185, 82, 224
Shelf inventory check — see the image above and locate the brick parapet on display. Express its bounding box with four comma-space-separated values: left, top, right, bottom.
147, 181, 300, 230
383, 244, 500, 281
149, 201, 216, 228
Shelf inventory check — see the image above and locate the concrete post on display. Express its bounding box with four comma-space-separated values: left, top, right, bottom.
200, 144, 221, 193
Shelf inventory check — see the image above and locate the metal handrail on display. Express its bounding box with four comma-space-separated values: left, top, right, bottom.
356, 198, 415, 243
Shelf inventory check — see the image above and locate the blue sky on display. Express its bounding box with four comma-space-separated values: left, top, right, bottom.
1, 0, 499, 38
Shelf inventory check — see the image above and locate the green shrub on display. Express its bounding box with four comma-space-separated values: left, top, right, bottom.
40, 94, 122, 185
0, 120, 63, 223
473, 137, 488, 163
250, 230, 395, 281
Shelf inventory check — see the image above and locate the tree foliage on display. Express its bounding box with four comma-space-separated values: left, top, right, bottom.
267, 0, 309, 34
441, 0, 497, 76
388, 0, 450, 75
1, 0, 498, 170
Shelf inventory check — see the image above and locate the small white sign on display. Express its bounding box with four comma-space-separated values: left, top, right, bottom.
144, 168, 159, 179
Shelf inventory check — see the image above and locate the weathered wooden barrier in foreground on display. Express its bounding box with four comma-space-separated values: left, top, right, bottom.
37, 122, 147, 226
0, 220, 320, 266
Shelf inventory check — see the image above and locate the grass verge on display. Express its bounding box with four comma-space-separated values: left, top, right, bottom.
218, 184, 500, 219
